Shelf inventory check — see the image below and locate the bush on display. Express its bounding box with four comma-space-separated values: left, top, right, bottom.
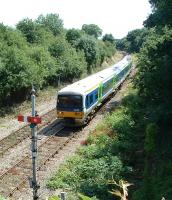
144, 123, 157, 154
47, 135, 123, 200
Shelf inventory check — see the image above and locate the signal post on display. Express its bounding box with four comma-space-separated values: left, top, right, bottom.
18, 86, 41, 200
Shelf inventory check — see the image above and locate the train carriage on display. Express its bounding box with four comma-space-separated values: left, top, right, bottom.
56, 55, 132, 126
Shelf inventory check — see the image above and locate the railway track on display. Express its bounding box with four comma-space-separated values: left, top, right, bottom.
0, 108, 57, 157
0, 121, 78, 198
0, 67, 135, 199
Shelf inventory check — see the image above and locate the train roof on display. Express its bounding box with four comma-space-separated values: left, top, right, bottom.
58, 55, 131, 96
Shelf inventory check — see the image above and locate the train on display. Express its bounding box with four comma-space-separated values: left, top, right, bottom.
56, 55, 132, 126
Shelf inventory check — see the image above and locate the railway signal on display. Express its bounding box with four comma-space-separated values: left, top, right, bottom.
17, 86, 41, 200
18, 115, 41, 124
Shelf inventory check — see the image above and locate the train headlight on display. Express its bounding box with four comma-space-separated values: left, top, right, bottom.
58, 111, 63, 115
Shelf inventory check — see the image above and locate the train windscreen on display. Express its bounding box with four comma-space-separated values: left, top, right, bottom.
57, 95, 83, 111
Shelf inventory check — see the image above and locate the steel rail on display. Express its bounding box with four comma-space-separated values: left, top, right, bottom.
0, 108, 57, 156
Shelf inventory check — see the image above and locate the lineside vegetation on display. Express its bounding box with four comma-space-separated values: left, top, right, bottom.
0, 14, 116, 113
48, 0, 172, 199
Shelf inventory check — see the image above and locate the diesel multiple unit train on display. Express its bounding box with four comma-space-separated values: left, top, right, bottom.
56, 55, 132, 126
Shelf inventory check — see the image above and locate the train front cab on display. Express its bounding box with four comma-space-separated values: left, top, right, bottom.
57, 94, 85, 126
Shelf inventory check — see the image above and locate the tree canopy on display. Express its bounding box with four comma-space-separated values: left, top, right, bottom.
131, 0, 172, 199
0, 15, 116, 107
144, 0, 172, 27
82, 24, 102, 39
102, 34, 115, 44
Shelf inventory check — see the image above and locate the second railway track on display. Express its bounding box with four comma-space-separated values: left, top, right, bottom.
0, 122, 78, 198
0, 108, 57, 157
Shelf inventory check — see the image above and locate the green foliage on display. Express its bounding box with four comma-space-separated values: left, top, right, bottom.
16, 18, 39, 43
136, 27, 172, 125
28, 46, 57, 85
131, 1, 172, 198
36, 14, 64, 36
48, 195, 60, 200
76, 36, 99, 72
126, 28, 149, 53
48, 134, 123, 200
77, 193, 98, 200
32, 27, 55, 46
82, 24, 102, 39
57, 47, 86, 82
66, 28, 82, 46
104, 107, 138, 165
0, 13, 118, 112
17, 18, 55, 45
102, 34, 115, 44
102, 41, 116, 59
115, 38, 129, 51
105, 108, 135, 136
0, 46, 36, 104
0, 25, 27, 49
144, 0, 172, 27
144, 123, 157, 154
115, 28, 149, 53
49, 36, 87, 82
0, 196, 6, 200
0, 20, 59, 103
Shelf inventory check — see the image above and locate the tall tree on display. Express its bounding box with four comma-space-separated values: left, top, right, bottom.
76, 35, 99, 72
144, 0, 172, 27
82, 24, 102, 38
66, 28, 82, 46
126, 28, 149, 53
16, 18, 38, 43
102, 34, 115, 44
36, 14, 64, 36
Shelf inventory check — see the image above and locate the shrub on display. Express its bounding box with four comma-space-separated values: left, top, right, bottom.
47, 135, 123, 200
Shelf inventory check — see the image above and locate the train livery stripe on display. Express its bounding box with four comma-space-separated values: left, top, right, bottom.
86, 84, 100, 94
57, 111, 84, 119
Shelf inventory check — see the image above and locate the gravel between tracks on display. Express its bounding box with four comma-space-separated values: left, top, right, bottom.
0, 98, 56, 140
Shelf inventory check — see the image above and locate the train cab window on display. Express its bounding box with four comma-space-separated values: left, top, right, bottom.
86, 95, 89, 108
57, 95, 83, 111
95, 92, 98, 100
89, 94, 93, 104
